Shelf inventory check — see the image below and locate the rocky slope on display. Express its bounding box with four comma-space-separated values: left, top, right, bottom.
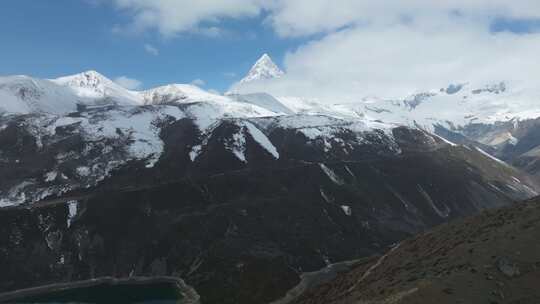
287, 197, 540, 304
452, 117, 540, 178
0, 114, 538, 303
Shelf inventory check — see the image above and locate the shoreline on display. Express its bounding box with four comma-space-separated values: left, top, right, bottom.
0, 276, 200, 303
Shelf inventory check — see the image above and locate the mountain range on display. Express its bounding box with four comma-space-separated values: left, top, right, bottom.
3, 54, 540, 181
1, 54, 540, 303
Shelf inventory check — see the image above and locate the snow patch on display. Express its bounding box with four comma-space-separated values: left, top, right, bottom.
229, 130, 247, 162
341, 205, 352, 216
433, 133, 457, 146
244, 122, 279, 159
67, 200, 78, 228
475, 147, 509, 166
344, 165, 356, 179
417, 185, 450, 218
76, 166, 91, 177
189, 145, 203, 162
44, 171, 58, 182
320, 164, 345, 185
319, 188, 334, 203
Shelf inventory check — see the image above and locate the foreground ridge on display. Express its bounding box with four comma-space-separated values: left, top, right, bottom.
290, 198, 540, 304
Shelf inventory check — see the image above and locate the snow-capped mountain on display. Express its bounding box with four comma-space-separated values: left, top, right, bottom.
140, 83, 229, 105
0, 71, 282, 121
230, 56, 540, 129
239, 53, 284, 84
52, 70, 141, 105
4, 68, 540, 150
0, 75, 92, 115
4, 68, 540, 162
2, 68, 540, 304
235, 81, 540, 133
320, 81, 540, 175
3, 66, 540, 195
1, 71, 537, 208
226, 54, 540, 177
359, 82, 540, 130
0, 71, 141, 115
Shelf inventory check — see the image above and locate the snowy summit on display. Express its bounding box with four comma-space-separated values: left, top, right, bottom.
239, 54, 284, 84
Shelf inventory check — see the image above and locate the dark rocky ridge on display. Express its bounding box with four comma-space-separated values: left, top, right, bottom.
289, 197, 540, 304
0, 105, 539, 303
437, 117, 540, 179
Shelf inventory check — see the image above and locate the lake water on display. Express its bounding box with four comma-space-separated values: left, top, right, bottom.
5, 281, 186, 303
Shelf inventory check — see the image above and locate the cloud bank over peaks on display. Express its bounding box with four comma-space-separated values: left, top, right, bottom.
231, 14, 540, 100
104, 0, 540, 101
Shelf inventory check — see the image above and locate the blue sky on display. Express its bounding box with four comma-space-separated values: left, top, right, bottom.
1, 1, 540, 96
0, 0, 304, 92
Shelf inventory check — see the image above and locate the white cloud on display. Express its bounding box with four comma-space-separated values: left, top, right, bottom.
236, 2, 540, 100
106, 0, 540, 37
191, 78, 206, 87
265, 0, 540, 37
233, 23, 540, 100
102, 0, 540, 100
110, 0, 270, 37
114, 76, 143, 90
144, 43, 159, 56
